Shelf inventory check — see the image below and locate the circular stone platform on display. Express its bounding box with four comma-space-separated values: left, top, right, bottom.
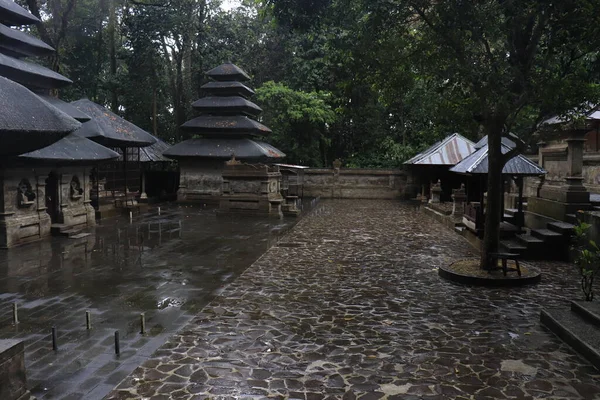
439, 258, 541, 286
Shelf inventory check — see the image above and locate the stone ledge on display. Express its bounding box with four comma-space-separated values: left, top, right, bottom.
439, 259, 541, 287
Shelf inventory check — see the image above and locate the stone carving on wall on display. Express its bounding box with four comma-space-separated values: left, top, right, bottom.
70, 176, 83, 200
17, 179, 36, 208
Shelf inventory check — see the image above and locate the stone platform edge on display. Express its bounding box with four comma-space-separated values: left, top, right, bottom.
438, 262, 541, 287
540, 308, 600, 371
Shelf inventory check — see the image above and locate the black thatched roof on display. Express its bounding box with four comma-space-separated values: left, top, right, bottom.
181, 115, 271, 136
18, 132, 119, 164
0, 52, 72, 89
191, 96, 262, 117
0, 23, 54, 58
206, 63, 251, 82
37, 94, 91, 122
71, 99, 157, 148
164, 138, 285, 160
0, 0, 39, 26
140, 137, 171, 162
72, 118, 103, 139
0, 76, 78, 156
201, 81, 255, 98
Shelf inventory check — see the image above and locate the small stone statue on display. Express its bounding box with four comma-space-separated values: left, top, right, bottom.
429, 179, 442, 204
332, 159, 342, 169
17, 179, 35, 207
70, 176, 84, 199
226, 154, 241, 166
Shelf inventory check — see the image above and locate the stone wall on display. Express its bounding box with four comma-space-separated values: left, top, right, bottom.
526, 153, 600, 195
0, 166, 95, 248
302, 168, 407, 199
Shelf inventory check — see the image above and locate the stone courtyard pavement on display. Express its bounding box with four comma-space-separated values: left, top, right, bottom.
107, 200, 600, 399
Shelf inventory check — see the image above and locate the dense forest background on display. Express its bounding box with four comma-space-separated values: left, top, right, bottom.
18, 0, 600, 168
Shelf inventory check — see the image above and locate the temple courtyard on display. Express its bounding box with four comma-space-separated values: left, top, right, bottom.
97, 200, 600, 400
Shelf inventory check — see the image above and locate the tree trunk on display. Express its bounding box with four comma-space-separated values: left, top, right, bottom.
480, 121, 505, 269
108, 0, 118, 111
153, 86, 158, 136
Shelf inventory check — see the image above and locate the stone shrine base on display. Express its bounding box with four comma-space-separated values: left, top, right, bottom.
439, 258, 541, 286
0, 340, 33, 400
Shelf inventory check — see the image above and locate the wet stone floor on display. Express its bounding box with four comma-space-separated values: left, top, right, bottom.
0, 204, 304, 400
106, 199, 600, 400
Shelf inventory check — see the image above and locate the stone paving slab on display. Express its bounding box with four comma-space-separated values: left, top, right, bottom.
107, 200, 600, 399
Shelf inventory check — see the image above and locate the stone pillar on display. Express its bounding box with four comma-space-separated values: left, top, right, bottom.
429, 180, 442, 204
537, 140, 546, 170
0, 340, 31, 400
452, 184, 467, 217
139, 171, 148, 203
562, 135, 590, 203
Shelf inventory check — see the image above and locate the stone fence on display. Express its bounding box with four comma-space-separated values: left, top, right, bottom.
302, 168, 407, 199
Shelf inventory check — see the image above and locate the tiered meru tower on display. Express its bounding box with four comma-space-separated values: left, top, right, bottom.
164, 63, 285, 208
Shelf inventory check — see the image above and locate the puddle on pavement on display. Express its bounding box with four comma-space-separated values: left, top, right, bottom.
0, 201, 315, 399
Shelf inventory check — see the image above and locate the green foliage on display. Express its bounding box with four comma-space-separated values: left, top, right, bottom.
573, 221, 600, 301
255, 81, 336, 166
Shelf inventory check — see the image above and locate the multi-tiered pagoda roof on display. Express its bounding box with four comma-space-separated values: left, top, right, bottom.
164, 62, 285, 160
0, 0, 119, 163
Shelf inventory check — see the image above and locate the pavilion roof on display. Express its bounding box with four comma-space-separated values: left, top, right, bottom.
0, 23, 54, 58
201, 81, 255, 98
0, 76, 78, 156
0, 0, 39, 26
540, 104, 600, 127
206, 63, 251, 82
474, 134, 518, 150
0, 52, 72, 89
180, 115, 272, 136
192, 96, 262, 117
450, 144, 546, 176
71, 99, 157, 148
37, 94, 91, 122
18, 132, 119, 164
163, 138, 285, 160
404, 133, 476, 166
140, 137, 171, 162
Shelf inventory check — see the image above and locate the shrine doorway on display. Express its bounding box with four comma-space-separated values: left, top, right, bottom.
46, 171, 60, 223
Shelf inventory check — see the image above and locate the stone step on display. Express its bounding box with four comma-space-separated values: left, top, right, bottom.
500, 239, 526, 253
566, 213, 578, 224
571, 301, 600, 328
60, 228, 83, 238
541, 308, 600, 371
504, 208, 520, 217
547, 221, 575, 235
516, 234, 544, 247
531, 228, 563, 241
69, 232, 91, 240
50, 224, 68, 235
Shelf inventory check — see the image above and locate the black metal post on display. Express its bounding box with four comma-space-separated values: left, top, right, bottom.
86, 311, 92, 330
114, 331, 120, 355
52, 327, 57, 351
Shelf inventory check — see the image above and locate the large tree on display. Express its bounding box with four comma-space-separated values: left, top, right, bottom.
264, 0, 600, 267
369, 0, 600, 267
